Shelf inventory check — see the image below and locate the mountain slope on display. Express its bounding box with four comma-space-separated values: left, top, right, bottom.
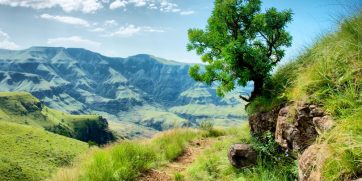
0, 92, 115, 144
0, 121, 88, 181
0, 47, 248, 137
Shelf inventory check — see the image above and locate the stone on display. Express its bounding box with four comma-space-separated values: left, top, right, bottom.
275, 104, 324, 152
310, 106, 325, 117
249, 105, 282, 136
313, 116, 334, 134
351, 179, 362, 181
299, 144, 330, 181
228, 144, 257, 168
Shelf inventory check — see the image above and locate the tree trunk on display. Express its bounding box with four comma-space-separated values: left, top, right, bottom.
249, 77, 264, 102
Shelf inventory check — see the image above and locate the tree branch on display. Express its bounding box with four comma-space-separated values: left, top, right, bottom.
239, 95, 251, 102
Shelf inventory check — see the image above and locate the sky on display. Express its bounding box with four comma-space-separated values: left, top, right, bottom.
0, 0, 360, 63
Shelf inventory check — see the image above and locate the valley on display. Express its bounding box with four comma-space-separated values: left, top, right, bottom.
0, 47, 249, 138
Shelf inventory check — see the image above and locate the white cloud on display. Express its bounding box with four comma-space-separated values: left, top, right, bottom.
143, 26, 164, 33
106, 24, 165, 37
89, 27, 105, 32
108, 0, 192, 15
108, 24, 141, 37
104, 19, 118, 27
47, 36, 101, 48
0, 30, 20, 49
132, 0, 147, 7
180, 10, 194, 15
40, 14, 90, 27
0, 0, 103, 13
109, 0, 127, 10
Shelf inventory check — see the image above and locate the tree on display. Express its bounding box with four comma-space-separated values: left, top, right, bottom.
187, 0, 292, 102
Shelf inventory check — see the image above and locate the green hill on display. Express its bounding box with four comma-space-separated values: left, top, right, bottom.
0, 92, 115, 144
0, 121, 88, 181
246, 11, 362, 180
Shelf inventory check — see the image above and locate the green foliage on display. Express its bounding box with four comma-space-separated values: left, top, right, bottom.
0, 121, 88, 181
174, 172, 185, 181
249, 131, 279, 159
187, 0, 292, 100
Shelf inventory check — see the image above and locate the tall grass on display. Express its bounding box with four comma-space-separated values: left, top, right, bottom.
318, 113, 362, 180
51, 128, 200, 181
151, 128, 200, 162
80, 142, 155, 181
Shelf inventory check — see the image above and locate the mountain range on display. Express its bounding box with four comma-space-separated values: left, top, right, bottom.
0, 47, 250, 138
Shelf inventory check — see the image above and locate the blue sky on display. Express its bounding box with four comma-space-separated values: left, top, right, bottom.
0, 0, 359, 63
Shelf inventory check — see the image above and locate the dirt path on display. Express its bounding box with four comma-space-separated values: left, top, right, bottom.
138, 138, 215, 181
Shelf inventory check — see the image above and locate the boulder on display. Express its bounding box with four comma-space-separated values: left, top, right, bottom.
228, 144, 257, 168
299, 144, 330, 181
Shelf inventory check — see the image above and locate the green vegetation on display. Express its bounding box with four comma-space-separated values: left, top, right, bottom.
0, 121, 88, 181
0, 92, 115, 144
248, 10, 362, 181
187, 0, 292, 101
184, 124, 297, 181
199, 120, 225, 137
51, 129, 201, 181
170, 104, 246, 127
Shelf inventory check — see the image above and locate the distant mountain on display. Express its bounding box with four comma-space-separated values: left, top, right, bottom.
0, 47, 251, 137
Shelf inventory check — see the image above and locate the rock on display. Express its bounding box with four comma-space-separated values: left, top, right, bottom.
299, 144, 330, 181
275, 104, 334, 152
228, 144, 257, 168
249, 105, 282, 136
351, 179, 362, 181
313, 116, 334, 134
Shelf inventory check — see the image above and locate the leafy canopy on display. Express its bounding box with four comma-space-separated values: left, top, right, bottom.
187, 0, 292, 101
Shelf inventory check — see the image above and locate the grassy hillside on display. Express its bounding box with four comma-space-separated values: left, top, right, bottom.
0, 121, 88, 181
51, 128, 201, 181
0, 92, 115, 144
247, 11, 362, 180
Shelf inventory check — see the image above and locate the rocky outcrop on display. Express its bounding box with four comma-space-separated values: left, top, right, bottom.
249, 103, 334, 153
249, 105, 282, 136
298, 144, 330, 181
249, 103, 336, 181
275, 104, 334, 152
228, 144, 257, 168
